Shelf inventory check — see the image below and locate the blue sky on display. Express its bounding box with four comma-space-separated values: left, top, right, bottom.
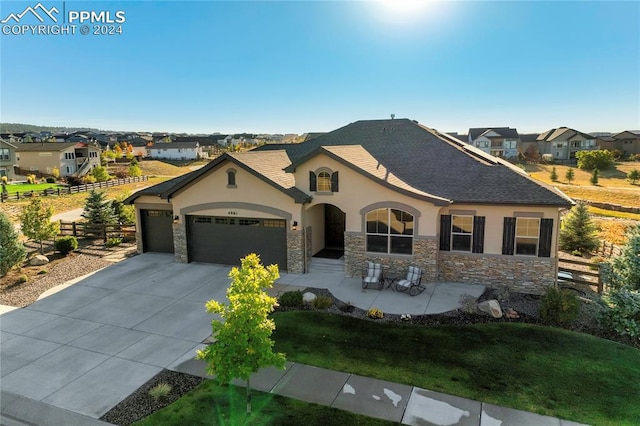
1, 1, 638, 134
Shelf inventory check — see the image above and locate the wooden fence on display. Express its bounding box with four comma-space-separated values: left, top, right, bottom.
595, 240, 622, 258
558, 257, 606, 293
0, 176, 148, 202
59, 221, 136, 243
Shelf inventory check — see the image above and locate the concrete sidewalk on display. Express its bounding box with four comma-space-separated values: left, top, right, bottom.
1, 254, 587, 425
170, 355, 587, 426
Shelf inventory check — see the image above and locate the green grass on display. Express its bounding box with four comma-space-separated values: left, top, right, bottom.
3, 183, 65, 195
271, 312, 640, 426
134, 380, 394, 426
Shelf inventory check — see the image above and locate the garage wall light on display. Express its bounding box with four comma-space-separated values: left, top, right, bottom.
292, 221, 298, 231
173, 215, 180, 224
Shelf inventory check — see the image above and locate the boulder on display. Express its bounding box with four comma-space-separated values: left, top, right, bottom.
302, 292, 317, 304
505, 308, 520, 319
30, 255, 49, 266
478, 299, 503, 318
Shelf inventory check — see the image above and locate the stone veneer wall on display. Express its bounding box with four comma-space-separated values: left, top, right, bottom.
287, 230, 304, 274
438, 252, 555, 294
305, 226, 313, 272
344, 233, 438, 281
173, 222, 188, 263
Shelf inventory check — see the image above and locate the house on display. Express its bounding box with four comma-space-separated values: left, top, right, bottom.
15, 142, 101, 177
537, 127, 597, 161
612, 131, 640, 156
126, 118, 573, 293
519, 133, 541, 159
467, 127, 520, 159
146, 141, 203, 160
0, 138, 19, 180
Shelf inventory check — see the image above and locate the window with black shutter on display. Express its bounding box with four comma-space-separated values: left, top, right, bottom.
439, 215, 451, 251
538, 218, 553, 257
309, 171, 317, 191
502, 217, 516, 255
472, 216, 485, 253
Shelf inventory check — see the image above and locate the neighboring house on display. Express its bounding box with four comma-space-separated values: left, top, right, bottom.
126, 118, 573, 293
146, 141, 203, 160
467, 127, 520, 159
519, 133, 541, 158
537, 127, 597, 161
612, 131, 640, 156
0, 138, 19, 180
15, 142, 101, 177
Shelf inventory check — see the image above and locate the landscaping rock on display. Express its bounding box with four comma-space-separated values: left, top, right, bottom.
29, 255, 49, 266
302, 292, 317, 304
505, 308, 520, 319
478, 299, 503, 318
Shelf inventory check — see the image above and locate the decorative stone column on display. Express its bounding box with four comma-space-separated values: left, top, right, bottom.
287, 229, 304, 274
173, 222, 188, 263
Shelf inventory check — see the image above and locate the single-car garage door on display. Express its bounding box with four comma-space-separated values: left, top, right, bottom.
141, 209, 175, 253
187, 216, 287, 268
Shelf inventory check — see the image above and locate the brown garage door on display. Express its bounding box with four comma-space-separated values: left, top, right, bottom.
141, 209, 174, 253
187, 216, 287, 268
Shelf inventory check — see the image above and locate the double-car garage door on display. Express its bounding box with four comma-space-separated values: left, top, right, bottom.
187, 216, 287, 268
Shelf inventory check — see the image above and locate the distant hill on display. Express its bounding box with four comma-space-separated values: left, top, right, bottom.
0, 123, 102, 134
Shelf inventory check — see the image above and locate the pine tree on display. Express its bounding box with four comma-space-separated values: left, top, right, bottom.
0, 211, 27, 276
565, 167, 575, 184
550, 166, 558, 182
19, 198, 59, 254
608, 225, 640, 290
82, 190, 116, 224
197, 254, 286, 416
628, 169, 640, 185
559, 203, 600, 255
590, 168, 599, 185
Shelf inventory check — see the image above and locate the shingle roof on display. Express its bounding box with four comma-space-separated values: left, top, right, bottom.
469, 127, 519, 140
133, 151, 311, 204
138, 119, 571, 207
519, 133, 540, 143
261, 119, 571, 206
15, 142, 97, 152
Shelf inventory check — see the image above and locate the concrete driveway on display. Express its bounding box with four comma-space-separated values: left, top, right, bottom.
0, 254, 485, 423
1, 253, 231, 421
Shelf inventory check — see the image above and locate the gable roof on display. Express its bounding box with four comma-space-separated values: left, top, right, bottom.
132, 119, 571, 207
150, 141, 199, 149
15, 142, 99, 152
127, 150, 311, 204
613, 130, 640, 139
537, 127, 594, 142
468, 127, 519, 141
0, 138, 18, 149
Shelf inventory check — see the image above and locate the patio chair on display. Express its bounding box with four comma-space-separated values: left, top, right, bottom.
393, 266, 424, 296
362, 261, 383, 290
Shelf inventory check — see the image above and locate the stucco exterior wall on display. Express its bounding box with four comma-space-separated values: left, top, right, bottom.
439, 204, 561, 256
295, 154, 442, 236
171, 162, 299, 223
305, 204, 325, 255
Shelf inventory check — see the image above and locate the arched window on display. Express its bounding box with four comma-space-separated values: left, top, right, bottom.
309, 168, 338, 193
365, 208, 414, 255
317, 171, 331, 192
227, 169, 236, 187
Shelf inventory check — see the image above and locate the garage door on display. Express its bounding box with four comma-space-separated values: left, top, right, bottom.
187, 216, 287, 268
141, 209, 175, 253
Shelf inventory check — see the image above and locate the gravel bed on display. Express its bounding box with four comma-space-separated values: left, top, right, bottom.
0, 254, 113, 307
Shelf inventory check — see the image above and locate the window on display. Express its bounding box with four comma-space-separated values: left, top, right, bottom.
214, 218, 234, 225
0, 148, 9, 160
239, 219, 261, 226
477, 141, 489, 148
504, 140, 517, 149
194, 216, 212, 223
440, 214, 485, 253
515, 218, 540, 255
570, 140, 580, 148
317, 171, 331, 192
451, 215, 473, 251
365, 208, 413, 255
227, 169, 236, 187
264, 219, 285, 228
64, 152, 75, 160
309, 169, 338, 192
502, 217, 553, 257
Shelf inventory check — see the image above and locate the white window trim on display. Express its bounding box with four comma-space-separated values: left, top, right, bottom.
451, 215, 473, 252
515, 217, 540, 256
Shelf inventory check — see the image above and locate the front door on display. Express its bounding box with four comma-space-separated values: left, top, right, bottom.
324, 204, 345, 249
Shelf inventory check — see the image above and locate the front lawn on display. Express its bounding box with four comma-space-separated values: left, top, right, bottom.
272, 312, 640, 426
2, 183, 65, 195
135, 380, 393, 426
